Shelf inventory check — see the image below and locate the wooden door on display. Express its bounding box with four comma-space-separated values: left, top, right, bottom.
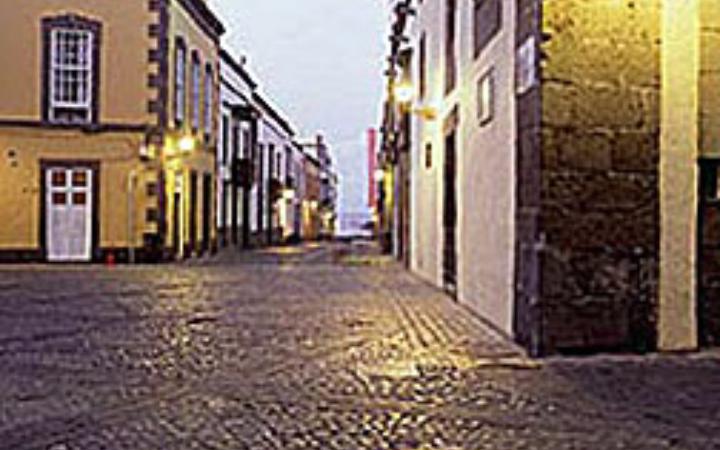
443, 132, 458, 297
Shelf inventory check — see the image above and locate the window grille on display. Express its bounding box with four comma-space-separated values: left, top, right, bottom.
49, 29, 93, 123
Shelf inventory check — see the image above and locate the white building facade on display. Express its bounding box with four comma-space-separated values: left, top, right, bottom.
408, 0, 517, 333
217, 49, 257, 248
253, 93, 298, 244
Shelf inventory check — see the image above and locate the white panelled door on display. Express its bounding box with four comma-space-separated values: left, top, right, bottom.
46, 167, 93, 262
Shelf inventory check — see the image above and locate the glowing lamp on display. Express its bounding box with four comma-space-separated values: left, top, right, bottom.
178, 136, 195, 153
394, 82, 414, 104
283, 189, 296, 201
374, 169, 385, 183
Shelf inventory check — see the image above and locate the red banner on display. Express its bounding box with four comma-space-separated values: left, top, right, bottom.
368, 128, 377, 208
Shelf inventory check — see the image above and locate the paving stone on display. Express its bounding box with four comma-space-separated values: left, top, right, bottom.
0, 243, 717, 449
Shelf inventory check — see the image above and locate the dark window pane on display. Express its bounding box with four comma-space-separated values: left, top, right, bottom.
146, 182, 158, 197
146, 208, 159, 223
222, 115, 230, 164
52, 192, 67, 205
445, 0, 457, 93
474, 0, 502, 57
51, 170, 67, 187
425, 143, 432, 169
72, 192, 87, 205
72, 170, 88, 187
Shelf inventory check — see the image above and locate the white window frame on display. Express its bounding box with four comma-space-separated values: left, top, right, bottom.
204, 65, 213, 137
49, 28, 94, 123
191, 55, 201, 130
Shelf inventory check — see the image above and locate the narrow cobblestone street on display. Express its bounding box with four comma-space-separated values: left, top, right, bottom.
0, 242, 719, 450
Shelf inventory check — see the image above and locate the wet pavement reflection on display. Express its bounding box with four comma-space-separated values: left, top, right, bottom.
0, 242, 718, 449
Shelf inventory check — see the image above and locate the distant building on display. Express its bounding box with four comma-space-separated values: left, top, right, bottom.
302, 150, 322, 240
302, 135, 338, 239
253, 93, 297, 245
285, 140, 306, 241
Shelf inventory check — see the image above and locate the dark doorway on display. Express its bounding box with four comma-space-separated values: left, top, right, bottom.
267, 146, 275, 245
231, 123, 240, 246
399, 152, 412, 269
189, 171, 198, 255
257, 145, 265, 238
202, 173, 212, 254
220, 181, 228, 247
698, 159, 720, 346
443, 130, 458, 297
172, 191, 181, 258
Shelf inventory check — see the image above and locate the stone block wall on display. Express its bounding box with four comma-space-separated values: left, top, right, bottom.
537, 0, 662, 353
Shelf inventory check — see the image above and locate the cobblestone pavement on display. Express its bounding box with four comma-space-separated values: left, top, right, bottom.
0, 242, 719, 450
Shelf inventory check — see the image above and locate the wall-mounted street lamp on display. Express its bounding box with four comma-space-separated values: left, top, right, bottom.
178, 136, 195, 153
165, 136, 196, 157
283, 188, 296, 201
374, 169, 386, 183
394, 81, 414, 105
392, 80, 438, 121
414, 105, 438, 121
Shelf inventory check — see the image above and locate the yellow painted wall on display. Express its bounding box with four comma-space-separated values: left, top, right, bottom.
0, 0, 221, 258
0, 0, 155, 124
0, 127, 151, 249
159, 3, 220, 253
167, 4, 219, 139
162, 147, 216, 253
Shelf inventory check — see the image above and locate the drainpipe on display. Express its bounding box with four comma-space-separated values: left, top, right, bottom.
127, 170, 137, 264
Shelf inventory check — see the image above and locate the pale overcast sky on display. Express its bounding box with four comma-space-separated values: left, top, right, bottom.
210, 0, 387, 217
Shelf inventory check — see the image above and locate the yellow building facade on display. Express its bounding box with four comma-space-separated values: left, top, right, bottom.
0, 0, 223, 262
